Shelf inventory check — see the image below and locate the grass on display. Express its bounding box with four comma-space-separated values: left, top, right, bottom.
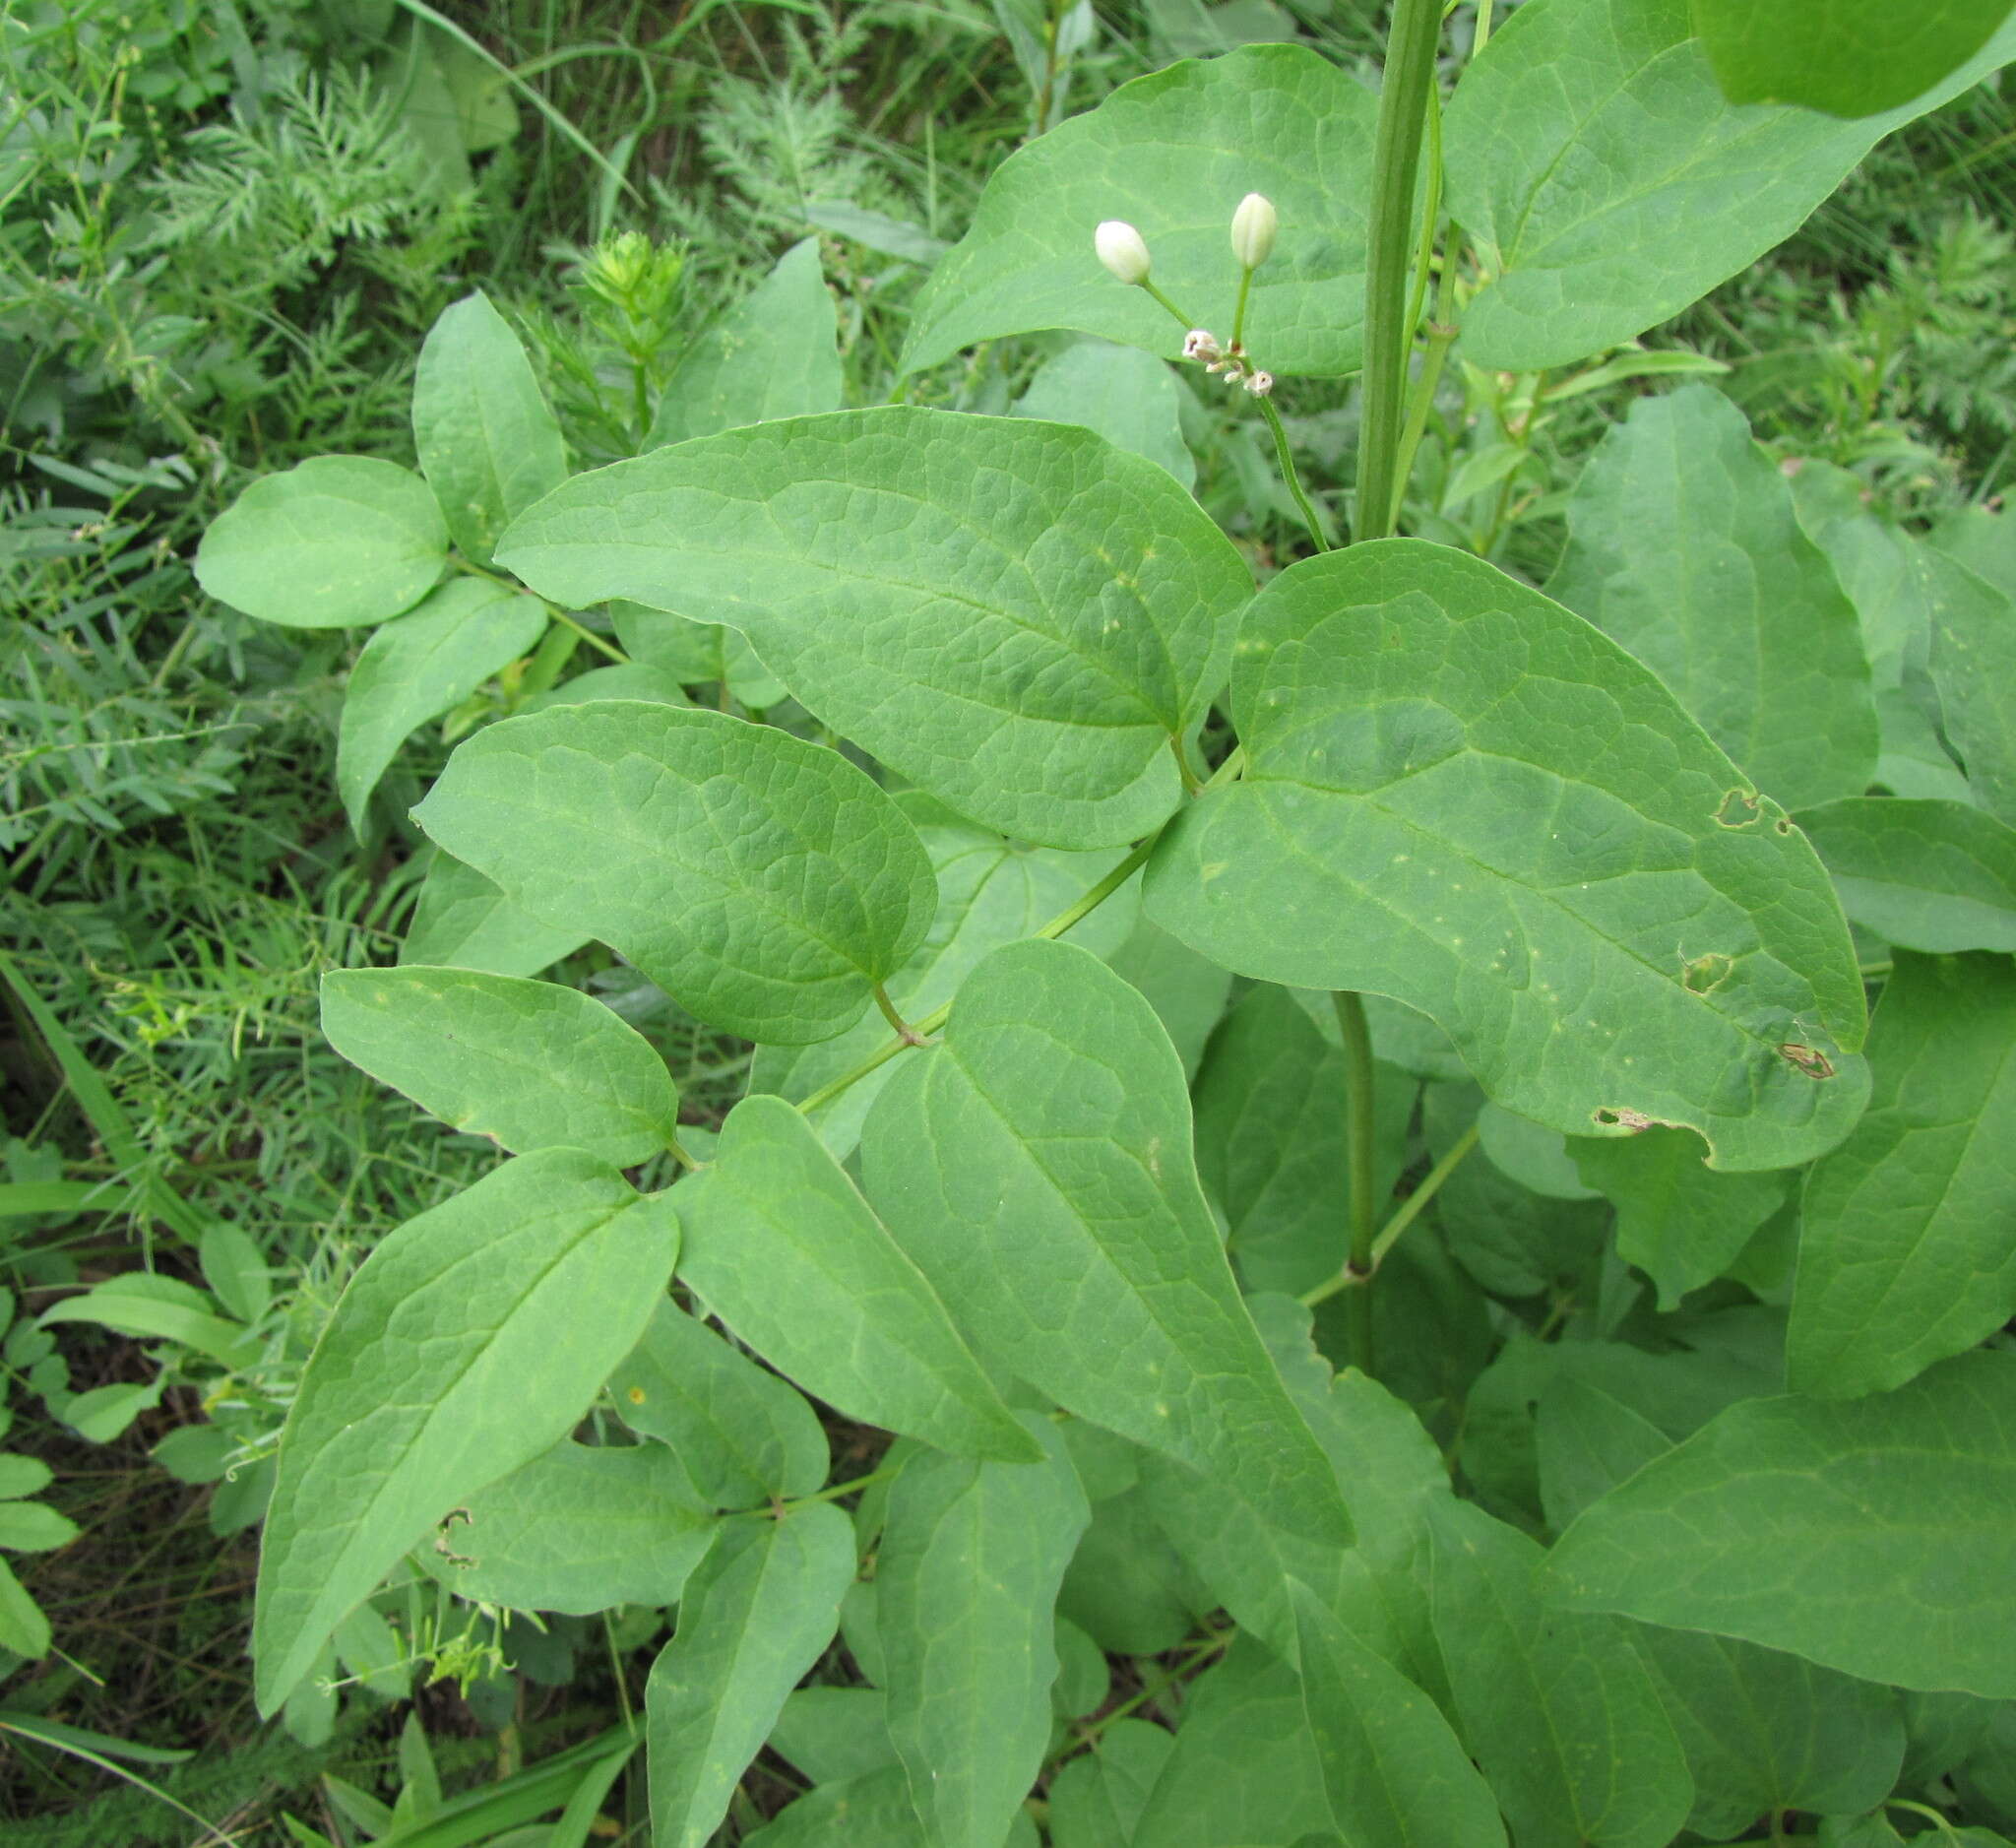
3, 0, 2012, 1838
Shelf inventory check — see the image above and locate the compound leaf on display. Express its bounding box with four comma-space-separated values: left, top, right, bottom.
1546, 1349, 2016, 1695
645, 1503, 855, 1848
496, 408, 1248, 849
196, 456, 448, 630
1445, 0, 2016, 371
901, 45, 1379, 379
879, 1417, 1090, 1848
320, 965, 680, 1166
336, 579, 548, 829
676, 1095, 1038, 1463
412, 289, 568, 565
1547, 385, 1876, 812
861, 938, 1351, 1546
1145, 540, 1869, 1172
414, 702, 935, 1044
1790, 951, 2016, 1396
252, 1149, 678, 1713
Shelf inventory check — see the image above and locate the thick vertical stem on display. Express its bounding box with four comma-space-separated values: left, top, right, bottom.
1333, 989, 1379, 1373
1354, 0, 1444, 545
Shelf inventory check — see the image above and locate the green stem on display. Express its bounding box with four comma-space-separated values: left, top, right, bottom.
1332, 990, 1379, 1371
1300, 1120, 1480, 1309
770, 1464, 902, 1513
1398, 86, 1443, 368
1388, 222, 1464, 534
1142, 279, 1199, 333
1258, 396, 1329, 554
1354, 0, 1444, 545
1231, 264, 1255, 351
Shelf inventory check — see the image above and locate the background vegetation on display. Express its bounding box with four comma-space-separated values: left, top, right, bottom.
3, 0, 2012, 1840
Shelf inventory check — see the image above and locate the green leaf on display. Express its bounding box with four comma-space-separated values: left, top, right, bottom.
752, 798, 1139, 1159
1046, 1719, 1174, 1848
0, 1457, 52, 1500
520, 663, 691, 713
1925, 545, 2016, 826
644, 1503, 855, 1848
195, 456, 449, 629
1058, 1482, 1215, 1656
1695, 0, 2016, 116
861, 938, 1351, 1546
1547, 385, 1876, 810
1801, 797, 2016, 953
1430, 1498, 1694, 1848
1191, 985, 1415, 1296
1545, 1349, 2016, 1695
1129, 1636, 1332, 1848
1569, 1125, 1790, 1308
648, 238, 842, 448
336, 579, 547, 828
38, 1273, 257, 1370
1477, 1102, 1603, 1201
412, 290, 568, 566
421, 1439, 717, 1614
609, 1300, 829, 1507
200, 1221, 270, 1325
1789, 459, 1939, 694
1144, 540, 1870, 1172
738, 1766, 927, 1848
901, 46, 1378, 380
251, 1148, 678, 1714
402, 853, 589, 979
414, 703, 936, 1044
768, 1687, 896, 1786
1104, 917, 1232, 1081
1444, 0, 2016, 371
496, 409, 1248, 849
0, 1500, 79, 1552
675, 1095, 1038, 1463
1790, 951, 2016, 1396
0, 1557, 50, 1657
1290, 1583, 1507, 1848
879, 1417, 1091, 1848
1013, 340, 1195, 489
320, 966, 681, 1166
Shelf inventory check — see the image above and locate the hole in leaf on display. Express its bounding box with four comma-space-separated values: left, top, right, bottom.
1779, 1042, 1836, 1080
1592, 1106, 1653, 1130
1714, 789, 1763, 828
1682, 951, 1734, 994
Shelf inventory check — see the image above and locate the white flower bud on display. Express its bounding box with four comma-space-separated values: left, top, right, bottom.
1183, 329, 1222, 362
1095, 221, 1152, 287
1244, 370, 1275, 397
1230, 193, 1277, 272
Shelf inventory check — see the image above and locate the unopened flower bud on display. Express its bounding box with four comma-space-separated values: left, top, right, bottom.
1095, 221, 1152, 287
1230, 193, 1277, 271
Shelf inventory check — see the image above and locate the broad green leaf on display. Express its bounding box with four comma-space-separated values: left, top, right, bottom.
613, 602, 787, 708
1191, 985, 1414, 1296
251, 1149, 678, 1713
1104, 916, 1231, 1081
1931, 504, 2016, 597
609, 1300, 828, 1508
1290, 1583, 1507, 1848
1046, 1719, 1175, 1848
320, 966, 680, 1166
520, 663, 692, 713
645, 1503, 854, 1848
336, 580, 548, 829
1014, 340, 1195, 489
200, 1221, 269, 1325
1130, 1636, 1332, 1848
1477, 1102, 1602, 1201
1790, 951, 2016, 1396
1545, 1349, 2016, 1694
421, 1439, 717, 1614
0, 1456, 52, 1500
1535, 1370, 1677, 1534
1144, 540, 1870, 1172
1444, 0, 2016, 371
1569, 1125, 1790, 1308
1547, 386, 1876, 810
737, 1766, 926, 1848
1058, 1482, 1215, 1656
414, 702, 935, 1044
879, 1417, 1091, 1848
195, 456, 448, 629
496, 409, 1249, 849
1695, 0, 2016, 116
0, 1557, 50, 1657
411, 290, 568, 565
0, 1501, 78, 1551
675, 1095, 1038, 1463
752, 797, 1140, 1158
1430, 1498, 1693, 1848
1801, 797, 2016, 953
861, 938, 1352, 1546
768, 1687, 896, 1786
1924, 545, 2016, 825
403, 852, 589, 978
648, 238, 842, 448
901, 46, 1378, 380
